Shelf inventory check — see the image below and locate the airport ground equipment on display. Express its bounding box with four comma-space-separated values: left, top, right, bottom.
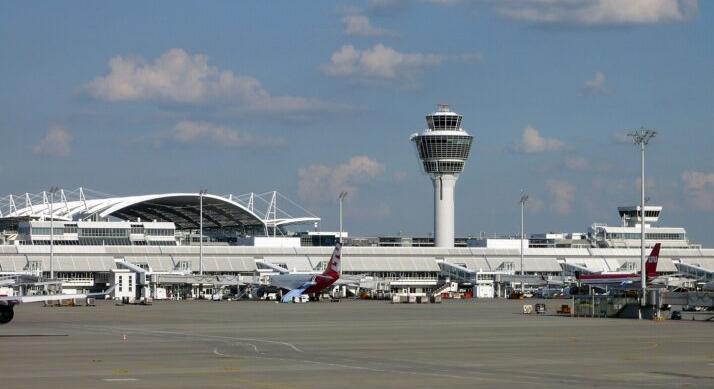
557, 304, 572, 315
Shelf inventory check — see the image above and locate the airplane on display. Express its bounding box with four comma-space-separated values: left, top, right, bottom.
576, 243, 661, 287
269, 242, 342, 303
1, 293, 90, 325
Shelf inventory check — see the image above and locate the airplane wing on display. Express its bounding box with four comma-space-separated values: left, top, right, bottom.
1, 292, 109, 325
280, 284, 311, 303
1, 294, 87, 325
0, 294, 88, 305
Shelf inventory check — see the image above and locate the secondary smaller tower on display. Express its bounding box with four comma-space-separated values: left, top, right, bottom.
411, 104, 474, 247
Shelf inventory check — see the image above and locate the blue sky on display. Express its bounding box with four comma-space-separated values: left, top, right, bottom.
1, 0, 713, 244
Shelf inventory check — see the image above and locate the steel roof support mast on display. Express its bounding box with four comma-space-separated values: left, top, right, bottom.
628, 128, 656, 314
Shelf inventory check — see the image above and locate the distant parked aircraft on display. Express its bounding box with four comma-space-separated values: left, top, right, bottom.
269, 242, 342, 303
576, 243, 661, 286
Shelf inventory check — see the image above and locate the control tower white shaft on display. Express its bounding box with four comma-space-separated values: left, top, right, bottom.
433, 175, 457, 247
411, 104, 474, 248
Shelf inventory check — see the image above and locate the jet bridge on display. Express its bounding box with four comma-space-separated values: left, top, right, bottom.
0, 274, 63, 295
114, 258, 148, 299
438, 262, 476, 284
255, 259, 290, 274
561, 262, 596, 276
675, 262, 714, 281
438, 262, 548, 286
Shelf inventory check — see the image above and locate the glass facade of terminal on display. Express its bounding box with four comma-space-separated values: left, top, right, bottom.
16, 221, 178, 246
605, 232, 685, 241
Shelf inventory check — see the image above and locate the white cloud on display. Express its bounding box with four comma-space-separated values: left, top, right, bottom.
682, 171, 714, 211
342, 14, 396, 37
580, 71, 609, 95
392, 171, 409, 183
591, 177, 654, 196
321, 44, 478, 86
322, 44, 442, 80
425, 0, 463, 4
514, 126, 565, 153
498, 0, 698, 26
564, 156, 589, 171
527, 196, 546, 213
85, 48, 341, 115
298, 156, 385, 203
162, 121, 284, 148
610, 131, 633, 144
365, 0, 411, 15
33, 126, 72, 157
682, 171, 714, 190
546, 180, 576, 215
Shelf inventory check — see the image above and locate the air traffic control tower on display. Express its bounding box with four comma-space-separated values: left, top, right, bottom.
411, 104, 473, 248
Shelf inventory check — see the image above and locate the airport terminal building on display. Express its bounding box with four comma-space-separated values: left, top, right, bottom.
1, 188, 713, 299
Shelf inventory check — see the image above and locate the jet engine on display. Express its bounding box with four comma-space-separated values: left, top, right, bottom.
0, 304, 14, 324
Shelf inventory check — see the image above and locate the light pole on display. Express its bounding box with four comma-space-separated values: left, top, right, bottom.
48, 186, 59, 282
338, 191, 348, 244
199, 189, 207, 276
628, 129, 656, 309
519, 192, 528, 293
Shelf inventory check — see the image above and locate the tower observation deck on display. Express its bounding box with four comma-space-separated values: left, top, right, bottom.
410, 104, 473, 248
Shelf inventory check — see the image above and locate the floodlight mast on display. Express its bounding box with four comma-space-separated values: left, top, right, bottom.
519, 192, 528, 293
627, 128, 656, 312
199, 189, 208, 276
48, 186, 59, 282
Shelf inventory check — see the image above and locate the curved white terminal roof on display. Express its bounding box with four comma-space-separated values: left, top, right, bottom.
4, 193, 264, 229
1, 189, 321, 231
266, 217, 321, 228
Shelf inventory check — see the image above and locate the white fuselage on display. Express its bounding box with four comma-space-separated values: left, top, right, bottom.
269, 273, 315, 291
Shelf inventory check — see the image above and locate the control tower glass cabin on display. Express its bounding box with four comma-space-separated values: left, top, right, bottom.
410, 104, 473, 248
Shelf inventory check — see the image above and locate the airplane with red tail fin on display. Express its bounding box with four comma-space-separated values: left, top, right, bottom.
270, 242, 342, 303
576, 243, 661, 286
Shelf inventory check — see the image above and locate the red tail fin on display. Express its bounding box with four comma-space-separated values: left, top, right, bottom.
322, 242, 342, 279
645, 243, 661, 278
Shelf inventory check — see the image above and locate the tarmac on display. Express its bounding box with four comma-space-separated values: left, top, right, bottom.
1, 298, 713, 388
